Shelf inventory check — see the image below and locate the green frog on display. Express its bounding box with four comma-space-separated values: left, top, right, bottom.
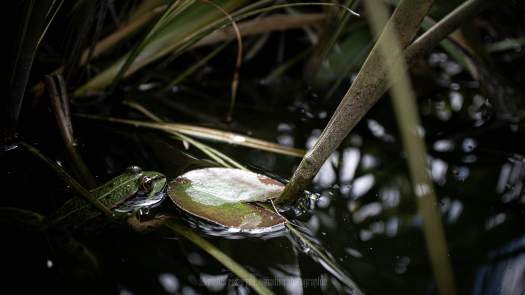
1, 165, 167, 234
1, 165, 167, 281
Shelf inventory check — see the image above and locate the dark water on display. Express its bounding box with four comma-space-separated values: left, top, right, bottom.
2, 11, 525, 295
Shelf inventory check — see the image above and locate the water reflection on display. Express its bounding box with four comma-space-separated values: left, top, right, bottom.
352, 202, 382, 224
484, 212, 507, 231
496, 158, 525, 203
306, 129, 322, 150
395, 256, 410, 275
317, 192, 332, 209
386, 216, 399, 237
340, 148, 360, 183
462, 138, 478, 152
449, 91, 463, 111
361, 154, 379, 169
379, 187, 400, 209
345, 248, 363, 258
158, 273, 180, 293
313, 160, 337, 188
452, 166, 470, 181
198, 274, 228, 292
431, 157, 448, 185
187, 252, 206, 266
474, 234, 525, 294
367, 120, 395, 142
445, 199, 463, 224
462, 154, 477, 163
367, 119, 385, 137
267, 47, 524, 294
351, 174, 375, 199
277, 123, 294, 147
433, 139, 455, 152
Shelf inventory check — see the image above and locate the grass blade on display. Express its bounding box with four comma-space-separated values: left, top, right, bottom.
46, 75, 97, 189
5, 0, 50, 136
76, 113, 305, 157
19, 141, 113, 217
38, 0, 65, 46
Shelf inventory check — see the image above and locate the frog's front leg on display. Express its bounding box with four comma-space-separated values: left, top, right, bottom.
127, 212, 175, 233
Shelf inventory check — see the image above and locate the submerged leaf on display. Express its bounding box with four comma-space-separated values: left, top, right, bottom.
168, 168, 286, 230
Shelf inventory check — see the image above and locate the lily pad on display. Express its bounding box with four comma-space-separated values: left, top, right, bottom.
167, 168, 286, 230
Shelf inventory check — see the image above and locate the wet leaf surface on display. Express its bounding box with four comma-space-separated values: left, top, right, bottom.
168, 168, 286, 230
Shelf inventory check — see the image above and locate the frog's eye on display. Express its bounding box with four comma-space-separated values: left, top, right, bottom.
127, 166, 143, 175
140, 176, 154, 192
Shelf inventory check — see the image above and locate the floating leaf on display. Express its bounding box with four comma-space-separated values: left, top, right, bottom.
167, 168, 286, 230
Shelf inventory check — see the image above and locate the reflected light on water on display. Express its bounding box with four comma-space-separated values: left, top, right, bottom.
347, 200, 356, 212
431, 158, 448, 185
395, 256, 411, 274
433, 139, 455, 152
462, 137, 478, 152
361, 154, 379, 169
370, 221, 385, 234
317, 192, 332, 209
379, 188, 400, 209
158, 273, 180, 293
340, 148, 360, 183
475, 234, 525, 294
386, 216, 399, 237
440, 197, 451, 215
497, 159, 525, 203
306, 129, 322, 150
313, 159, 336, 188
437, 109, 452, 121
277, 134, 294, 147
449, 91, 463, 112
267, 266, 302, 295
198, 274, 227, 292
462, 154, 477, 163
277, 123, 293, 132
182, 285, 196, 295
345, 248, 363, 258
443, 60, 463, 76
367, 120, 384, 137
352, 202, 382, 223
500, 255, 525, 295
446, 199, 463, 224
306, 215, 320, 236
497, 163, 512, 194
351, 174, 375, 199
485, 212, 507, 231
187, 252, 206, 266
350, 134, 362, 146
360, 229, 373, 241
452, 166, 470, 181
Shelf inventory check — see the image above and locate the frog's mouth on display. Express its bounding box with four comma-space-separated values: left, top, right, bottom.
114, 182, 167, 213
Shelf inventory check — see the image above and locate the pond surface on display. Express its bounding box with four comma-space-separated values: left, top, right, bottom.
2, 12, 525, 295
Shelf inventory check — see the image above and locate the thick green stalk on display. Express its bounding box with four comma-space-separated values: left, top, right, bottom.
372, 0, 494, 102
275, 0, 434, 207
405, 0, 493, 65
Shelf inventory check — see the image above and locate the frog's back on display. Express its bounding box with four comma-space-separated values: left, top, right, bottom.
43, 169, 140, 232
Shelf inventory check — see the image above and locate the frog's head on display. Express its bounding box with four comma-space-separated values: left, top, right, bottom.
137, 171, 167, 199
113, 166, 167, 213
125, 166, 166, 199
